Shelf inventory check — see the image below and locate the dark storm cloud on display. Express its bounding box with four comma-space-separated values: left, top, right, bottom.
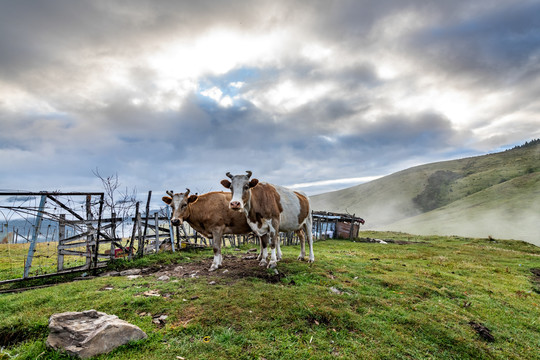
0, 0, 539, 195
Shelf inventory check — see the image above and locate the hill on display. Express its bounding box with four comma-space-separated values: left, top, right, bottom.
310, 141, 540, 245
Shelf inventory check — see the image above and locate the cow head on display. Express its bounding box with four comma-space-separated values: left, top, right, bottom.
162, 189, 198, 226
220, 170, 259, 211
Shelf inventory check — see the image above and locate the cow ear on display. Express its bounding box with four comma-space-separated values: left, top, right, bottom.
221, 179, 231, 189
162, 196, 172, 205
249, 179, 259, 188
187, 195, 198, 204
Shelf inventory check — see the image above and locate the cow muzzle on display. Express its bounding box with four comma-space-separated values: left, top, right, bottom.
229, 201, 243, 210
171, 218, 182, 226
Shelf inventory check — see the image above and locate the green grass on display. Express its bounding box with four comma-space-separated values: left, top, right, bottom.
0, 242, 90, 281
1, 232, 539, 359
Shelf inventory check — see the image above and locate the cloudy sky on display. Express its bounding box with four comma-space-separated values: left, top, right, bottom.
1, 0, 539, 199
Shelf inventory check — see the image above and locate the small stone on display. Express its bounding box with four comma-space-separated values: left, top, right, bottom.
100, 271, 120, 277
157, 275, 170, 281
152, 315, 168, 326
329, 287, 343, 295
126, 275, 141, 280
120, 269, 142, 276
208, 281, 217, 285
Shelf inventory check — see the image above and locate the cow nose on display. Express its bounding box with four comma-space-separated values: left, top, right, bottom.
230, 201, 241, 209
171, 219, 180, 226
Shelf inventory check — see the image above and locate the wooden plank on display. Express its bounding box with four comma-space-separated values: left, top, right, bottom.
57, 214, 65, 271
58, 241, 90, 250
60, 249, 110, 259
59, 231, 92, 244
0, 192, 103, 196
68, 217, 122, 224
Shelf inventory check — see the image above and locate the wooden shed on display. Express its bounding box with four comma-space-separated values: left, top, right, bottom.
312, 211, 365, 240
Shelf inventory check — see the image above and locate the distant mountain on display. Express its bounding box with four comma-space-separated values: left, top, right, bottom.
310, 141, 540, 245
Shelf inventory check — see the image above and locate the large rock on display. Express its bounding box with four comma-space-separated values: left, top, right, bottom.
46, 310, 147, 359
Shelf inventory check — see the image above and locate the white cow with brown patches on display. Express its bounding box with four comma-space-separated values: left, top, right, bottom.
221, 171, 315, 268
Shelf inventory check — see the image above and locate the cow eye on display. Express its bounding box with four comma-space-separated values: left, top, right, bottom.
243, 185, 249, 190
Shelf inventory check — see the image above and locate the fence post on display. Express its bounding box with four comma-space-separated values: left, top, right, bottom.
142, 191, 152, 250
166, 205, 176, 250
154, 212, 160, 253
349, 214, 355, 240
24, 194, 47, 278
92, 194, 104, 274
128, 202, 139, 259
136, 212, 143, 256
57, 214, 66, 271
110, 212, 116, 260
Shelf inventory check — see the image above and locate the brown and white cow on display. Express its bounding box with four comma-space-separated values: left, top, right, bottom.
220, 171, 315, 268
162, 189, 267, 271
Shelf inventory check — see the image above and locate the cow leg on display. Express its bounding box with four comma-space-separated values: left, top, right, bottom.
209, 229, 224, 271
305, 220, 315, 263
297, 229, 306, 261
268, 219, 279, 269
258, 234, 269, 266
257, 235, 263, 260
275, 234, 282, 261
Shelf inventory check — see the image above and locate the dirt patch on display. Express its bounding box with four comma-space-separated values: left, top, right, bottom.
531, 268, 540, 294
144, 254, 287, 284
469, 321, 495, 342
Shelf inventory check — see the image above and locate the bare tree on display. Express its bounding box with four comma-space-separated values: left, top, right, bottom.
92, 168, 137, 220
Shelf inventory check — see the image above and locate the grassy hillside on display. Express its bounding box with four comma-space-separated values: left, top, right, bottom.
310, 142, 540, 244
1, 234, 539, 359
386, 172, 540, 245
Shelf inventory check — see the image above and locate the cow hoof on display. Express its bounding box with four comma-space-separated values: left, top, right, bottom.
267, 261, 277, 269
259, 259, 267, 267
307, 258, 315, 263
297, 255, 305, 261
209, 265, 219, 272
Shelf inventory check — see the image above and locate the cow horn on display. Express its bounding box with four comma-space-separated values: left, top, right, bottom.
226, 172, 233, 179
185, 188, 190, 196
246, 170, 252, 178
166, 190, 174, 197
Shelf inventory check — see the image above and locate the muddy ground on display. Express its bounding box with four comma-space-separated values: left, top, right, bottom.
105, 251, 291, 285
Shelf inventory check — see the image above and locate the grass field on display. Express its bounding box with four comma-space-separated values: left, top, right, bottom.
0, 242, 105, 281
1, 232, 539, 359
